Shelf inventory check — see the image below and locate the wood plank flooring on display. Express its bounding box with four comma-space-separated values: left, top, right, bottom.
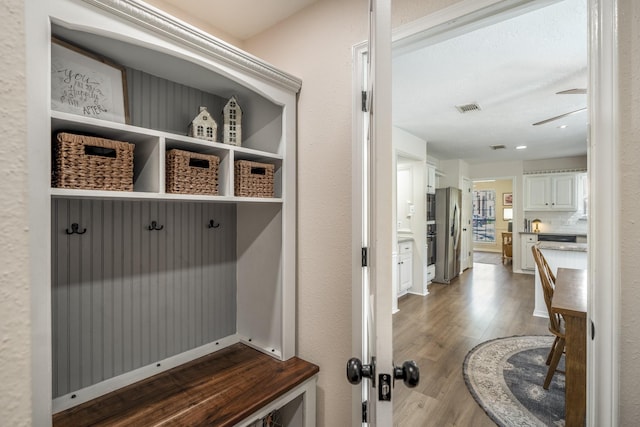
393, 262, 549, 426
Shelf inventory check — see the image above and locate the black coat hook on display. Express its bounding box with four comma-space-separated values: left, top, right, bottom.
208, 219, 220, 229
65, 223, 87, 235
147, 221, 164, 231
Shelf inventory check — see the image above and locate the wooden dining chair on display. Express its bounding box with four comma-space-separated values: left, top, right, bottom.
532, 243, 565, 389
501, 232, 513, 264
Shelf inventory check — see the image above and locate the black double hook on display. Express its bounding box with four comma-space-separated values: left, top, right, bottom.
208, 219, 221, 229
66, 223, 87, 235
147, 221, 164, 231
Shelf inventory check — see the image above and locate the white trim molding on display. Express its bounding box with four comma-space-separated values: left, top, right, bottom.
588, 0, 620, 425
392, 0, 559, 55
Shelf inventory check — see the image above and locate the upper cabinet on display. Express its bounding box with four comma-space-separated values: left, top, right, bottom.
524, 173, 578, 211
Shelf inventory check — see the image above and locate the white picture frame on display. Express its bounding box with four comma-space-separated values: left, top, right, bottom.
51, 37, 129, 124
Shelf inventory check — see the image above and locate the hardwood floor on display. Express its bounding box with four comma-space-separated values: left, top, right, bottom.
393, 262, 549, 426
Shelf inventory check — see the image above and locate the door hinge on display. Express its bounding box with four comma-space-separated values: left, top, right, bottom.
362, 400, 368, 423
362, 247, 369, 267
361, 91, 368, 112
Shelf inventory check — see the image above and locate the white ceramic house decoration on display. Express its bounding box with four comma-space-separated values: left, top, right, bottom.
188, 106, 217, 141
223, 96, 242, 146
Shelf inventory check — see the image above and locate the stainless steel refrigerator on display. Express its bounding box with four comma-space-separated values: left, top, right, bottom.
434, 187, 462, 284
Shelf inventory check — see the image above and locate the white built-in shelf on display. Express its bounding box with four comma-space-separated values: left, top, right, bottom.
49, 188, 283, 203
51, 111, 284, 202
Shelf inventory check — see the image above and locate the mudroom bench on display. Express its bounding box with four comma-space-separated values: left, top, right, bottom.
53, 344, 319, 426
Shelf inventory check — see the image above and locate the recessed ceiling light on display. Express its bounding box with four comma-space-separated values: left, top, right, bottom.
558, 124, 568, 129
516, 145, 527, 150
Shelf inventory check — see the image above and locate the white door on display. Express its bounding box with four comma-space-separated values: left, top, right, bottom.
461, 177, 473, 270
349, 1, 419, 424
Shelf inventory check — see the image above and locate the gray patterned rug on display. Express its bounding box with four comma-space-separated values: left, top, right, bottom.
463, 335, 566, 427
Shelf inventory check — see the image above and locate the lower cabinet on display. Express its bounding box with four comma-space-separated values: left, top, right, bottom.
398, 241, 413, 293
426, 264, 436, 283
521, 233, 538, 271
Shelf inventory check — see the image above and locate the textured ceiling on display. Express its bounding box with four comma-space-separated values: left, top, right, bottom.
393, 0, 588, 164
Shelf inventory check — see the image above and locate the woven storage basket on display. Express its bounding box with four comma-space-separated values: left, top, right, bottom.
166, 149, 220, 195
53, 132, 134, 191
234, 160, 275, 198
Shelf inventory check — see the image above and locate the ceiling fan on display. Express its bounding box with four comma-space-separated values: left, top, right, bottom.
532, 88, 587, 126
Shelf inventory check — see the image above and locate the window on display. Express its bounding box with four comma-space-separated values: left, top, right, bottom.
197, 125, 204, 136
473, 189, 496, 242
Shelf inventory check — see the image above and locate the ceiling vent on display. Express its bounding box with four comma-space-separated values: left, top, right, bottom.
455, 102, 481, 113
490, 144, 507, 150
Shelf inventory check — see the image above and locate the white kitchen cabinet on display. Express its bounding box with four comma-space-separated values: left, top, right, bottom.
426, 165, 437, 194
524, 174, 578, 211
521, 233, 538, 271
426, 264, 436, 283
398, 241, 413, 293
27, 0, 315, 423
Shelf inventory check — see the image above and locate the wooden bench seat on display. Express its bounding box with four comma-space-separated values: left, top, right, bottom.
53, 343, 319, 426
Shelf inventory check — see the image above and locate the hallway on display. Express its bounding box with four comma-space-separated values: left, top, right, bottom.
392, 262, 549, 426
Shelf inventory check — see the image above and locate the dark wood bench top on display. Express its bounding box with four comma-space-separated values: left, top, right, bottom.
53, 343, 319, 426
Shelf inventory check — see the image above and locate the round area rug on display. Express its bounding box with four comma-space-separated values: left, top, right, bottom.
463, 335, 565, 427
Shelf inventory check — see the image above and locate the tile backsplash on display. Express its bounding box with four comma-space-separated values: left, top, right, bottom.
524, 210, 588, 234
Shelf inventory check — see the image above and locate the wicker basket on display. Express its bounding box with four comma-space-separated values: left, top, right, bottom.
234, 160, 275, 198
52, 132, 134, 191
166, 149, 220, 195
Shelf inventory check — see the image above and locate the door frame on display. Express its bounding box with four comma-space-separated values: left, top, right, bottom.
352, 0, 620, 424
461, 177, 473, 271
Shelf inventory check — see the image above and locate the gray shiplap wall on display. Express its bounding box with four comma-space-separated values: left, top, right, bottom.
126, 68, 226, 136
52, 199, 237, 397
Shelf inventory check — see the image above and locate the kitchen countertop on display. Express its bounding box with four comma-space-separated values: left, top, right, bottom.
519, 231, 588, 237
538, 242, 588, 252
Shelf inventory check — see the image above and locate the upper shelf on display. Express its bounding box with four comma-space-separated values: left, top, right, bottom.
51, 111, 283, 162
51, 23, 287, 156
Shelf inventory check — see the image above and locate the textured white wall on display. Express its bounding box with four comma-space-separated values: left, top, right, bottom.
0, 0, 32, 425
244, 1, 367, 424
618, 0, 640, 423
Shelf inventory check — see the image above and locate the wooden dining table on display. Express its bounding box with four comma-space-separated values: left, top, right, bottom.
552, 267, 587, 427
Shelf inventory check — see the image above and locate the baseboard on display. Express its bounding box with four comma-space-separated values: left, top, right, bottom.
533, 309, 549, 318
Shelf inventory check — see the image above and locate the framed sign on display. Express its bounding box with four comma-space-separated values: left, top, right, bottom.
503, 192, 513, 206
51, 37, 129, 123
